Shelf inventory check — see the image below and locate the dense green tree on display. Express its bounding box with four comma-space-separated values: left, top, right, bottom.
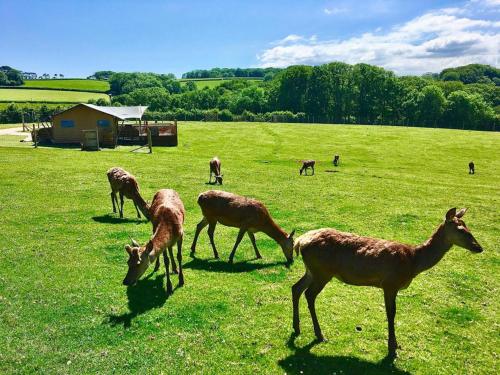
417, 85, 446, 127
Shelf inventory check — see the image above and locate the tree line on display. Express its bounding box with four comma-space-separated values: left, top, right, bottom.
107, 63, 498, 130
181, 67, 282, 80
1, 63, 498, 130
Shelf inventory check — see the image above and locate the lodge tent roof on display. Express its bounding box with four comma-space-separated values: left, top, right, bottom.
53, 103, 148, 120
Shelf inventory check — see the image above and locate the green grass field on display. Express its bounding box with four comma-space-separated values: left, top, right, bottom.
22, 79, 110, 92
0, 88, 109, 103
179, 77, 263, 89
0, 122, 498, 374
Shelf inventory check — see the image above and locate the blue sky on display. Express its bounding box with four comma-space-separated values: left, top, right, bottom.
1, 0, 498, 77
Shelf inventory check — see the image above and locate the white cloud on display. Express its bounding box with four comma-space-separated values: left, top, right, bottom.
324, 7, 348, 15
258, 3, 500, 74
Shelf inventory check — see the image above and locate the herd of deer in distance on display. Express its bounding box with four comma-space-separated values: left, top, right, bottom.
106, 155, 482, 359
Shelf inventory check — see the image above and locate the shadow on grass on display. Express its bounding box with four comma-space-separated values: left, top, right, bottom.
279, 334, 410, 375
92, 214, 145, 224
105, 273, 169, 328
183, 256, 284, 273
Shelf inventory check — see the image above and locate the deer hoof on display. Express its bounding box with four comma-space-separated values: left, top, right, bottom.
315, 334, 327, 343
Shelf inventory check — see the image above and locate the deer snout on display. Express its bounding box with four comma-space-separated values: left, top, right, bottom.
471, 241, 483, 253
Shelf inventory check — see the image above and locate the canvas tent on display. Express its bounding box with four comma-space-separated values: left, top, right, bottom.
51, 103, 147, 146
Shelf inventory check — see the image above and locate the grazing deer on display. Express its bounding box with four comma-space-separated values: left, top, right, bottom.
190, 190, 295, 264
300, 160, 315, 176
107, 167, 150, 220
333, 155, 340, 166
209, 157, 223, 185
469, 161, 475, 174
292, 208, 482, 357
123, 189, 185, 295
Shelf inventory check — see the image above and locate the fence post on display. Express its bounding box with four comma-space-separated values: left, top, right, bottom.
147, 127, 153, 154
32, 125, 38, 148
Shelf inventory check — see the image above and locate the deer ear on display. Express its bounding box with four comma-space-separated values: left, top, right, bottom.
445, 208, 457, 222
125, 245, 133, 255
455, 208, 467, 218
131, 238, 140, 247
289, 229, 296, 238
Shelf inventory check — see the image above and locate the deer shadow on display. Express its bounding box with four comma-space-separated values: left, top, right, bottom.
183, 256, 284, 273
92, 214, 145, 224
279, 334, 411, 375
105, 273, 170, 328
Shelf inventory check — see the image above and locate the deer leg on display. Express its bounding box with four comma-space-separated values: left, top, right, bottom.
207, 222, 219, 259
247, 231, 262, 259
163, 250, 173, 295
190, 217, 208, 255
384, 288, 398, 356
119, 192, 124, 218
177, 236, 184, 287
312, 166, 315, 175
305, 280, 328, 342
111, 192, 117, 213
228, 228, 246, 264
153, 257, 160, 272
168, 247, 178, 274
133, 201, 141, 219
292, 271, 313, 335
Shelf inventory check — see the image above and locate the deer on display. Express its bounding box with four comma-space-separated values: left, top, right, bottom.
209, 157, 223, 185
333, 155, 340, 167
291, 208, 483, 357
469, 161, 475, 174
190, 190, 295, 264
300, 160, 315, 176
123, 189, 185, 295
107, 167, 150, 220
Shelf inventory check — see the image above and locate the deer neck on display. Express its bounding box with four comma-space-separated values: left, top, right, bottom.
132, 191, 151, 220
148, 222, 172, 260
413, 224, 453, 275
262, 219, 287, 246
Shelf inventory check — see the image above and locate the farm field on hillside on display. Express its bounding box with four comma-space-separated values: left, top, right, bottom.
179, 77, 262, 89
0, 122, 498, 374
22, 79, 110, 92
0, 88, 109, 103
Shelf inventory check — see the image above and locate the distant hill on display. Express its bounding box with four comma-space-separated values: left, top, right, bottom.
182, 67, 282, 80
439, 64, 500, 85
22, 79, 109, 93
178, 77, 263, 89
0, 88, 109, 103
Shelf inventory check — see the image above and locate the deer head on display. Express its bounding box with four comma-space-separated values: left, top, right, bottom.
443, 208, 483, 253
122, 239, 153, 286
281, 229, 296, 264
215, 175, 223, 185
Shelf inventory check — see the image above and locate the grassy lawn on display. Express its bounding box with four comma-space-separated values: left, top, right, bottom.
0, 122, 498, 374
0, 89, 109, 103
22, 79, 110, 92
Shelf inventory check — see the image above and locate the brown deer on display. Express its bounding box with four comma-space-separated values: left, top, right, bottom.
209, 157, 223, 185
292, 208, 482, 357
123, 189, 185, 295
300, 160, 315, 176
469, 161, 475, 174
190, 190, 295, 264
107, 167, 150, 220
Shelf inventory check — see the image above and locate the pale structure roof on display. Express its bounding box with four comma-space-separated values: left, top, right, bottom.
83, 104, 148, 120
